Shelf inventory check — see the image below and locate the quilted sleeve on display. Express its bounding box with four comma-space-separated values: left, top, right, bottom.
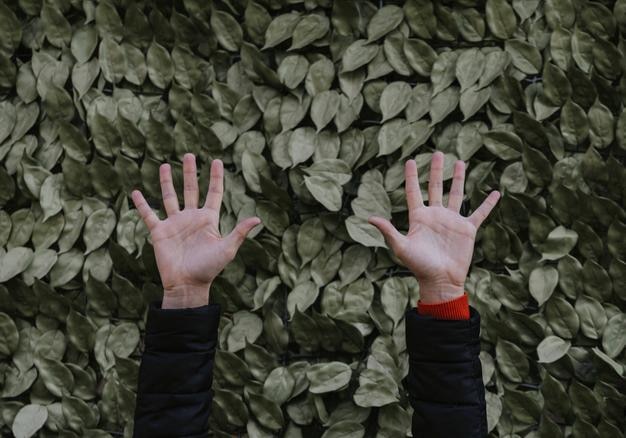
132, 299, 221, 438
404, 306, 487, 438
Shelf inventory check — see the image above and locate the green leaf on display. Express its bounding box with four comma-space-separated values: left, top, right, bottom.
456, 48, 485, 92
263, 366, 295, 405
0, 247, 34, 283
290, 14, 329, 50
227, 311, 263, 352
0, 2, 21, 57
95, 0, 124, 41
529, 265, 559, 306
545, 295, 579, 339
378, 118, 410, 155
41, 3, 72, 48
311, 90, 340, 132
71, 25, 98, 64
537, 335, 571, 363
34, 356, 74, 397
535, 226, 578, 261
12, 404, 47, 438
380, 82, 412, 122
0, 312, 18, 356
403, 38, 437, 77
321, 421, 365, 438
62, 395, 97, 431
123, 42, 147, 85
380, 277, 408, 327
147, 41, 174, 89
429, 86, 459, 125
98, 37, 127, 84
353, 368, 398, 407
482, 130, 522, 160
307, 361, 351, 393
601, 314, 625, 358
587, 98, 614, 149
460, 83, 491, 121
248, 392, 284, 431
303, 159, 352, 185
288, 127, 317, 166
83, 208, 116, 255
43, 84, 74, 121
560, 98, 589, 145
263, 12, 301, 49
542, 61, 571, 105
210, 10, 243, 52
213, 389, 249, 427
496, 338, 529, 382
367, 5, 404, 42
304, 176, 342, 212
107, 322, 139, 358
306, 57, 335, 97
66, 309, 96, 353
505, 39, 542, 74
345, 216, 386, 248
575, 295, 607, 340
287, 281, 319, 318
486, 0, 517, 39
341, 40, 379, 72
351, 180, 391, 220
478, 50, 510, 88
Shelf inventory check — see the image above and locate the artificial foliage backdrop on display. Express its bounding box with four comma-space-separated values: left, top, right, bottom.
0, 0, 625, 436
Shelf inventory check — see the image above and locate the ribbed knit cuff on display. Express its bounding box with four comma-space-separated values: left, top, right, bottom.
417, 292, 470, 320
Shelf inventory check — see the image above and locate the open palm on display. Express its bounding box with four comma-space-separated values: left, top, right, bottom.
131, 153, 261, 308
368, 151, 500, 304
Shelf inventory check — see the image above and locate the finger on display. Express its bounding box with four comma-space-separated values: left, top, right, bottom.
221, 216, 262, 258
468, 190, 501, 229
428, 151, 444, 207
160, 163, 180, 217
405, 159, 424, 225
183, 153, 199, 209
367, 216, 405, 252
131, 189, 160, 231
446, 160, 466, 213
204, 159, 224, 220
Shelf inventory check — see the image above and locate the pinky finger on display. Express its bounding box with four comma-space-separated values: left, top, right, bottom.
131, 189, 160, 231
468, 190, 501, 229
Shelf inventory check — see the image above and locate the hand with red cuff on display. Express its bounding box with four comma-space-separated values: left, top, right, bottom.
368, 151, 501, 319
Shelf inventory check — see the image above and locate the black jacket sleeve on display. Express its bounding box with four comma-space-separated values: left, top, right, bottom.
133, 299, 221, 438
404, 306, 487, 438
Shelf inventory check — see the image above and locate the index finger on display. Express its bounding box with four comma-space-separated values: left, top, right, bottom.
405, 159, 424, 225
203, 159, 224, 219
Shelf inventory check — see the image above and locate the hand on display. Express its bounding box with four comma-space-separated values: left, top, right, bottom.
131, 153, 262, 309
368, 151, 500, 304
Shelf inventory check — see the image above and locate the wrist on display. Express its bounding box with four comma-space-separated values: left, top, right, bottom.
417, 280, 465, 305
162, 283, 211, 309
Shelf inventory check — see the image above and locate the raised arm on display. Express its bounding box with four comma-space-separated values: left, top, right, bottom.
130, 154, 261, 437
369, 152, 500, 438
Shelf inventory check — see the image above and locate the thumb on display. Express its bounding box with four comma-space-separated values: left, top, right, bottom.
367, 216, 404, 251
221, 216, 262, 257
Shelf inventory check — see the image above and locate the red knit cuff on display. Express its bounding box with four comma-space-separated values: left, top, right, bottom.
417, 292, 470, 320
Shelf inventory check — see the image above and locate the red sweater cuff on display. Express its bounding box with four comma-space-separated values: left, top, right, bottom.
417, 292, 470, 320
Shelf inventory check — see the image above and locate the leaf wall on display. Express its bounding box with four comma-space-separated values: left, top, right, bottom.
0, 0, 625, 437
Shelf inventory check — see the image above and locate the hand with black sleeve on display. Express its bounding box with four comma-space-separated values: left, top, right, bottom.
368, 151, 501, 438
130, 153, 261, 438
